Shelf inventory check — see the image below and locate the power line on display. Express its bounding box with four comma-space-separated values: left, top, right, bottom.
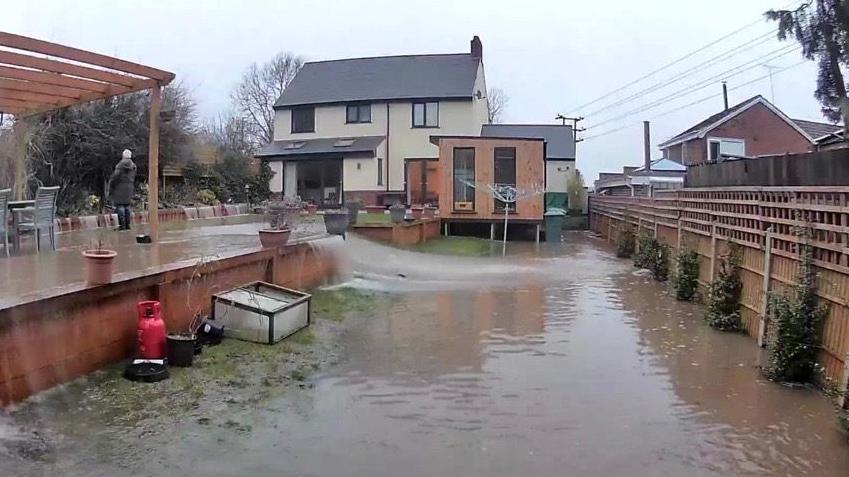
565, 0, 802, 115
585, 44, 800, 130
583, 30, 778, 118
580, 60, 807, 142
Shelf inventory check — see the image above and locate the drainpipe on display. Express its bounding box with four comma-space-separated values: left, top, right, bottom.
385, 103, 390, 194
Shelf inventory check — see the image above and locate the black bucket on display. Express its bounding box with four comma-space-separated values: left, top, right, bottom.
167, 333, 196, 367
197, 319, 225, 345
123, 361, 169, 382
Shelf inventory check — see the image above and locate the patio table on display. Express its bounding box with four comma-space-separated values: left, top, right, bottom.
7, 200, 35, 252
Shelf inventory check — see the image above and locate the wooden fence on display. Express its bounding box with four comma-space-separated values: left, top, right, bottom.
590, 187, 849, 405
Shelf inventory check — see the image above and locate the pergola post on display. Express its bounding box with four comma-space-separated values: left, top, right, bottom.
148, 83, 161, 241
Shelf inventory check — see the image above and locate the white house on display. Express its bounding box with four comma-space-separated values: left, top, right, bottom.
256, 36, 489, 207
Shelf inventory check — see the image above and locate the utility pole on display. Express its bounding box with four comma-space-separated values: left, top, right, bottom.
555, 114, 585, 143
763, 64, 780, 104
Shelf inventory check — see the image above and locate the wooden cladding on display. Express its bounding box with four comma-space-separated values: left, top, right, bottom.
590, 186, 849, 406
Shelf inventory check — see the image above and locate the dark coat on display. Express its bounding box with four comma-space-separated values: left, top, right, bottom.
108, 157, 137, 205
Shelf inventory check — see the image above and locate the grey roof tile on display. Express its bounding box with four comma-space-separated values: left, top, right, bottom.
481, 124, 576, 159
256, 136, 385, 159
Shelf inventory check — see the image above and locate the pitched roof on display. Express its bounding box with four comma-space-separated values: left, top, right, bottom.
792, 118, 842, 140
632, 158, 687, 173
256, 136, 385, 159
658, 95, 814, 148
480, 124, 576, 159
275, 54, 481, 108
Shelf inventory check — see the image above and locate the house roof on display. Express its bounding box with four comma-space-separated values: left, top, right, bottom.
632, 158, 687, 174
274, 54, 481, 108
792, 118, 842, 140
658, 95, 814, 148
480, 124, 576, 159
255, 135, 385, 159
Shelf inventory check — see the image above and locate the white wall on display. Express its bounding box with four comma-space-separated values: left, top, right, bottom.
546, 160, 576, 193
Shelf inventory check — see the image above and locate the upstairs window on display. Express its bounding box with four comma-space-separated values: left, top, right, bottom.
291, 106, 315, 133
412, 101, 439, 128
346, 104, 371, 123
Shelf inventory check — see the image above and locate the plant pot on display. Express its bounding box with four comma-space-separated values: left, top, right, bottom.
389, 205, 406, 224
306, 203, 318, 215
323, 211, 348, 235
258, 228, 292, 248
365, 205, 386, 214
410, 206, 424, 220
167, 333, 197, 367
344, 201, 362, 228
82, 249, 118, 285
423, 206, 437, 219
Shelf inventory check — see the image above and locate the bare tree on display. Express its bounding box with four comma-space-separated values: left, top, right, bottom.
232, 52, 304, 149
201, 112, 255, 156
487, 87, 509, 123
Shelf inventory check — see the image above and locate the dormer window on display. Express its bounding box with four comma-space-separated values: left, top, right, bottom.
291, 106, 315, 133
346, 104, 371, 123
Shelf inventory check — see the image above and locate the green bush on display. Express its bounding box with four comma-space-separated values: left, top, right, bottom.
634, 231, 656, 269
763, 243, 827, 383
652, 243, 670, 281
675, 248, 700, 301
705, 245, 743, 331
616, 224, 636, 258
196, 189, 219, 205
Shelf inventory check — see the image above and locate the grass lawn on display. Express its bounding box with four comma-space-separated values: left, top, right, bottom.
356, 212, 391, 225
412, 236, 497, 257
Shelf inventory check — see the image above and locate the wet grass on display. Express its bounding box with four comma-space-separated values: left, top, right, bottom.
356, 212, 391, 225
413, 236, 496, 257
311, 287, 376, 321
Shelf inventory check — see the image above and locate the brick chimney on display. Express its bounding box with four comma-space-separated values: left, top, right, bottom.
470, 36, 482, 59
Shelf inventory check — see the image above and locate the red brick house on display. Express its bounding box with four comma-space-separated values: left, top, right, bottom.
658, 95, 841, 165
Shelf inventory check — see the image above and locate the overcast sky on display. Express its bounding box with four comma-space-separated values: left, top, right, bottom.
2, 0, 826, 183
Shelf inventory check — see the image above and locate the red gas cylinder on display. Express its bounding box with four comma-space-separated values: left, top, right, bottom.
137, 301, 167, 359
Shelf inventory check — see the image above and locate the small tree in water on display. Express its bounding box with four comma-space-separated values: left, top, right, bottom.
706, 244, 743, 331
675, 247, 700, 301
764, 239, 828, 383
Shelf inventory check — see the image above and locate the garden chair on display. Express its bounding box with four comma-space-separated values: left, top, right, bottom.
0, 189, 10, 257
15, 186, 60, 252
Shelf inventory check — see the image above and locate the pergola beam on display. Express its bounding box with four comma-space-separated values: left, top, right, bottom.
0, 30, 175, 242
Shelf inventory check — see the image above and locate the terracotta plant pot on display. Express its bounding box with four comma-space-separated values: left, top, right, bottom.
306, 204, 318, 215
82, 249, 118, 285
258, 228, 292, 248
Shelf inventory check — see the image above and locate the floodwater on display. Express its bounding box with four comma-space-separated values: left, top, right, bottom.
3, 233, 849, 476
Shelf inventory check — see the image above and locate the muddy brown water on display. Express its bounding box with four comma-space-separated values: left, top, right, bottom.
2, 232, 849, 476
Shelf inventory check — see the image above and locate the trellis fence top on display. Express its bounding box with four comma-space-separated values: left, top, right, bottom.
0, 31, 174, 116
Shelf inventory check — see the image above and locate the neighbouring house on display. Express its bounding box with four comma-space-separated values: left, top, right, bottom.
814, 129, 848, 150
430, 135, 545, 239
480, 123, 577, 209
594, 158, 686, 196
658, 95, 842, 165
256, 36, 489, 207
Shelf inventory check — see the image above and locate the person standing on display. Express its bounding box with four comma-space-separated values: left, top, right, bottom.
107, 149, 137, 231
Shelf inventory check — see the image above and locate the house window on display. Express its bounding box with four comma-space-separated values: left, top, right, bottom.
377, 158, 383, 186
346, 104, 371, 123
493, 147, 516, 211
412, 101, 439, 128
453, 148, 475, 210
291, 106, 315, 133
707, 137, 745, 162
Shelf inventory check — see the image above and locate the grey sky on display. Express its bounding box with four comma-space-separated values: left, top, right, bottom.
2, 0, 825, 183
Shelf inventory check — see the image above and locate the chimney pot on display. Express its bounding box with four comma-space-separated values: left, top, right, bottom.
643, 121, 652, 172
470, 36, 483, 59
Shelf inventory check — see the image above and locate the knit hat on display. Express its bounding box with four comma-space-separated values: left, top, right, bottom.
122, 149, 132, 160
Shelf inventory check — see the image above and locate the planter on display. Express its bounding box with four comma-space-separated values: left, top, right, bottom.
410, 206, 424, 220
167, 333, 197, 367
365, 205, 386, 214
323, 211, 348, 235
306, 203, 318, 215
423, 206, 437, 219
258, 228, 292, 248
389, 205, 406, 224
213, 282, 311, 344
82, 249, 118, 285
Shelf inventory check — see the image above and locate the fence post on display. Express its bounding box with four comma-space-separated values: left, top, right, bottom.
757, 228, 773, 348
676, 218, 683, 254
709, 221, 717, 283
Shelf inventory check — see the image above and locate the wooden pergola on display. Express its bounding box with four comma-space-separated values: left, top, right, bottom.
0, 31, 175, 241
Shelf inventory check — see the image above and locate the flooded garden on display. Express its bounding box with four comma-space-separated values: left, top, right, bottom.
3, 232, 849, 476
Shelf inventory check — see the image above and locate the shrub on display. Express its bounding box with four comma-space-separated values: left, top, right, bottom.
634, 231, 656, 269
616, 224, 636, 258
706, 245, 742, 331
196, 189, 219, 205
763, 242, 827, 383
652, 243, 670, 282
675, 247, 700, 301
